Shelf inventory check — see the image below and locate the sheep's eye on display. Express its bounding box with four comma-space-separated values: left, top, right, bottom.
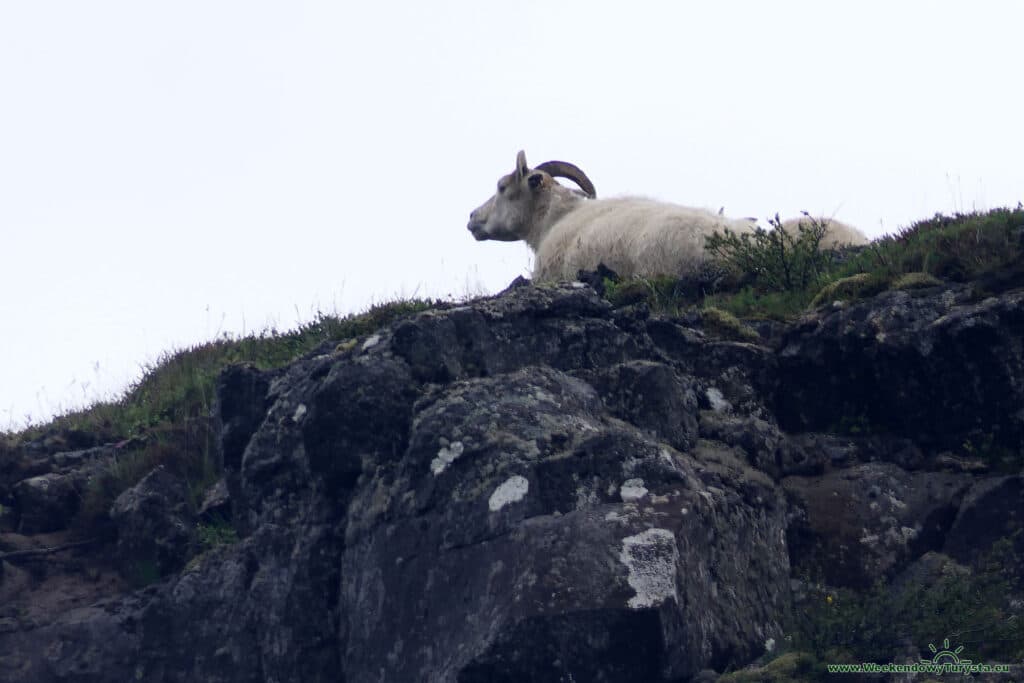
498, 183, 507, 194
528, 173, 543, 190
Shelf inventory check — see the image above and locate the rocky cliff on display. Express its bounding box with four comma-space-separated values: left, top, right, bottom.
1, 275, 1022, 681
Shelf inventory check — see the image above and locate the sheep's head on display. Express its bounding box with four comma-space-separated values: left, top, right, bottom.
468, 150, 596, 243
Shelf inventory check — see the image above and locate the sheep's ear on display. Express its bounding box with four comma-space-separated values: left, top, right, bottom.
515, 150, 529, 180
528, 173, 544, 190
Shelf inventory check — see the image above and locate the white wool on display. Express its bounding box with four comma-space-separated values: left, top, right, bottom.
778, 216, 869, 249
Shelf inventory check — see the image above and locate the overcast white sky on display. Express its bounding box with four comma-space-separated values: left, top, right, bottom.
2, 1, 1022, 427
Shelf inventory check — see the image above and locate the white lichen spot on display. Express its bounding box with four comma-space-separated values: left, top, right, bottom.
680, 507, 689, 516
570, 281, 587, 289
292, 404, 307, 423
765, 637, 776, 653
859, 533, 880, 546
605, 510, 628, 524
361, 334, 381, 351
430, 441, 464, 475
488, 475, 529, 511
706, 387, 731, 412
620, 478, 648, 502
618, 528, 679, 609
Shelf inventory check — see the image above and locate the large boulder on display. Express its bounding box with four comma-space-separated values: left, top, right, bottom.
776, 287, 1024, 452
8, 445, 119, 533
340, 366, 790, 681
943, 475, 1024, 588
110, 467, 196, 581
12, 473, 78, 534
783, 462, 971, 588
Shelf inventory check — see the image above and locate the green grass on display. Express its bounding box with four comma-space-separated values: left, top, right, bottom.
602, 275, 691, 314
729, 539, 1024, 681
844, 206, 1024, 286
601, 206, 1024, 322
718, 651, 823, 682
788, 539, 1024, 668
700, 306, 760, 342
4, 298, 438, 538
197, 515, 239, 550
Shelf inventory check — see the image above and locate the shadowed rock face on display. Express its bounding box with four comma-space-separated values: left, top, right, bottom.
111, 466, 196, 580
775, 286, 1024, 452
1, 279, 1022, 681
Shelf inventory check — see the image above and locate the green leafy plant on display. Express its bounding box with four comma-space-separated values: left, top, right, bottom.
197, 516, 238, 550
602, 274, 691, 313
789, 545, 1024, 666
706, 214, 836, 293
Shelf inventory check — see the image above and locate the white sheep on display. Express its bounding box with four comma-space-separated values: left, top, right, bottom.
467, 151, 757, 282
778, 215, 869, 249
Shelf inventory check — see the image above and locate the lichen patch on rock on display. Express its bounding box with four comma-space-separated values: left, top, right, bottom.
430, 441, 464, 475
488, 475, 529, 511
618, 528, 679, 609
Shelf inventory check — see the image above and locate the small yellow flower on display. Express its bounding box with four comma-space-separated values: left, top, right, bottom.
826, 595, 833, 605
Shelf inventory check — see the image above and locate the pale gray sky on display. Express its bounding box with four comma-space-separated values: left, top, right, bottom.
2, 1, 1022, 426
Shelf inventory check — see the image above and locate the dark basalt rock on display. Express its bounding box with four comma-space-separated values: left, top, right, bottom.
783, 462, 970, 588
943, 474, 1024, 588
775, 286, 1024, 452
110, 466, 196, 580
196, 478, 230, 523
5, 444, 120, 533
582, 360, 701, 453
340, 365, 788, 681
12, 472, 79, 534
1, 279, 1022, 681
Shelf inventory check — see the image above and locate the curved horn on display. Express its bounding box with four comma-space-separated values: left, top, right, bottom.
535, 160, 597, 199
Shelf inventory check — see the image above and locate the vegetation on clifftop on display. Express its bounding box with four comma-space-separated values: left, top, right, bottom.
606, 206, 1024, 321
2, 299, 438, 536
4, 207, 1023, 535
1, 206, 1023, 676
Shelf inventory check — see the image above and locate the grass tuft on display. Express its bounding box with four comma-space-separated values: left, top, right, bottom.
708, 206, 1024, 320
4, 297, 438, 538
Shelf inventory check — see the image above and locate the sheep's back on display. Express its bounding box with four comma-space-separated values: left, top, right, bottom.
779, 217, 869, 249
534, 198, 751, 281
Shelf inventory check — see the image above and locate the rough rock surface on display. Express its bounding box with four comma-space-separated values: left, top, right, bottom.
783, 462, 969, 588
12, 472, 80, 534
0, 279, 1022, 681
776, 286, 1024, 452
110, 466, 196, 580
943, 474, 1024, 588
5, 445, 122, 533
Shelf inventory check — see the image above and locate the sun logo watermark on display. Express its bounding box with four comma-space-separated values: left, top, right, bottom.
921, 638, 972, 675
